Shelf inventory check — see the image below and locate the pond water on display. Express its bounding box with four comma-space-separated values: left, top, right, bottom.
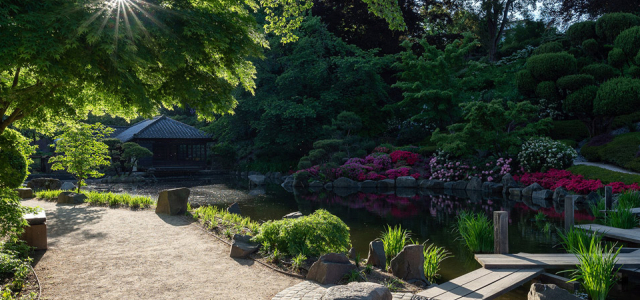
88, 176, 639, 299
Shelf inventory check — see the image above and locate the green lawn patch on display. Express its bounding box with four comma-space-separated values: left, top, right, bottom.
34, 190, 154, 209
580, 132, 640, 172
568, 165, 640, 185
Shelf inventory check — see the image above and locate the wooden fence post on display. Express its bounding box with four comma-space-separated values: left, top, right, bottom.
494, 211, 508, 254
605, 186, 613, 211
565, 196, 574, 232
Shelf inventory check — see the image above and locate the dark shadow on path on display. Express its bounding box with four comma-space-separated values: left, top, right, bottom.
156, 213, 196, 227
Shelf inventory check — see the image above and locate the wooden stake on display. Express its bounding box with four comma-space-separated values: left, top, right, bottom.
605, 186, 613, 211
494, 211, 508, 254
565, 196, 574, 232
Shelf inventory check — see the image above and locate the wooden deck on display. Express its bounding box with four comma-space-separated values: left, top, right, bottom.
416, 268, 543, 300
575, 224, 640, 244
475, 253, 640, 269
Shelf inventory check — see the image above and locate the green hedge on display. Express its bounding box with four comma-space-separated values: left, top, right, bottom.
580, 132, 640, 172
567, 21, 597, 45
568, 165, 640, 185
594, 77, 640, 116
527, 52, 577, 81
557, 74, 596, 91
549, 120, 590, 141
581, 63, 621, 82
595, 13, 640, 43
564, 85, 598, 115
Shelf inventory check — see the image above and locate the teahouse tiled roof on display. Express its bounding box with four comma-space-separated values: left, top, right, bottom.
114, 116, 210, 142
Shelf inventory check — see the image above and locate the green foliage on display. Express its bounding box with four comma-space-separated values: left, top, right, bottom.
518, 137, 577, 172
567, 21, 597, 45
515, 70, 537, 96
423, 242, 451, 282
333, 112, 362, 137
0, 241, 32, 297
0, 129, 35, 189
291, 253, 307, 270
614, 26, 640, 60
568, 234, 621, 300
535, 81, 560, 102
618, 191, 640, 208
456, 211, 493, 253
607, 205, 637, 229
557, 75, 596, 92
594, 78, 640, 116
193, 205, 261, 236
568, 166, 640, 185
608, 48, 627, 68
595, 13, 640, 43
532, 42, 563, 55
581, 39, 600, 56
579, 133, 640, 172
380, 225, 411, 266
35, 189, 153, 209
381, 278, 401, 292
527, 52, 577, 81
0, 189, 36, 241
49, 123, 112, 192
343, 269, 366, 283
629, 66, 640, 79
557, 227, 602, 254
549, 120, 590, 141
253, 209, 350, 257
580, 64, 621, 83
313, 140, 343, 152
612, 111, 640, 129
121, 142, 152, 176
432, 99, 551, 157
563, 86, 598, 116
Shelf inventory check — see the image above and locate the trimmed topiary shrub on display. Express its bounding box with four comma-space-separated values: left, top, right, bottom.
594, 77, 640, 116
0, 129, 32, 189
549, 120, 590, 141
557, 74, 596, 92
595, 13, 640, 43
564, 85, 598, 115
614, 26, 640, 59
527, 52, 577, 81
608, 48, 627, 68
533, 41, 563, 55
581, 63, 621, 82
297, 156, 312, 170
516, 70, 537, 96
312, 139, 343, 152
567, 21, 597, 45
535, 81, 560, 102
576, 57, 596, 70
582, 39, 599, 56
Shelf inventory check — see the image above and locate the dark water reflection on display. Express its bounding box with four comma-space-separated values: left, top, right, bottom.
89, 176, 640, 299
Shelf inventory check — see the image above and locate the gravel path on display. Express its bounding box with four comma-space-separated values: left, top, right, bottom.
21, 199, 300, 300
573, 161, 640, 175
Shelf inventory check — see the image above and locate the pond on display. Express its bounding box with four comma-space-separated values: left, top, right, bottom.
88, 175, 638, 299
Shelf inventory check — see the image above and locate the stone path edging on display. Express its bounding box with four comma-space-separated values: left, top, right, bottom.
271, 281, 418, 300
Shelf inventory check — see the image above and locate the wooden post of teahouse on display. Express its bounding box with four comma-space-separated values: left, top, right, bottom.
605, 186, 613, 211
494, 211, 508, 254
565, 196, 574, 232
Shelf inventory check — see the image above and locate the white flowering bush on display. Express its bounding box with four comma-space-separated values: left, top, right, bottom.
518, 137, 577, 172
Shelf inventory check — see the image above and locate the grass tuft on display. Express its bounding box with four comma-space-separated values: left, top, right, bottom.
35, 189, 153, 209
456, 211, 493, 253
192, 205, 261, 236
558, 227, 603, 254
423, 242, 452, 282
568, 234, 621, 300
380, 225, 411, 266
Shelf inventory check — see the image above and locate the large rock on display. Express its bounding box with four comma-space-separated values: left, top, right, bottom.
283, 211, 303, 219
444, 182, 455, 189
272, 172, 282, 181
360, 180, 377, 190
528, 283, 581, 300
60, 182, 76, 191
57, 192, 87, 204
553, 187, 569, 203
396, 176, 418, 188
334, 177, 359, 189
281, 176, 294, 188
377, 179, 396, 189
248, 175, 266, 186
227, 202, 241, 215
15, 188, 33, 199
466, 177, 483, 191
522, 183, 544, 198
310, 181, 324, 189
307, 253, 357, 284
421, 180, 444, 189
229, 234, 259, 259
501, 173, 518, 194
532, 189, 553, 200
324, 182, 334, 190
509, 188, 523, 200
366, 241, 386, 270
390, 245, 428, 285
155, 188, 190, 215
482, 182, 504, 194
452, 180, 468, 190
27, 178, 61, 191
321, 282, 392, 300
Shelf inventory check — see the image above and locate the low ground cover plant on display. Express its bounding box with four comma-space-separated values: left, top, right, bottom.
192, 205, 261, 236
35, 190, 154, 209
456, 211, 493, 253
568, 165, 640, 185
0, 241, 35, 300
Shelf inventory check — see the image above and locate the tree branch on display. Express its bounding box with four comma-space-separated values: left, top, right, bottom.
12, 67, 21, 89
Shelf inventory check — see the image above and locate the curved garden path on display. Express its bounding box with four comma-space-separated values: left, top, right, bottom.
573, 161, 640, 175
21, 199, 300, 300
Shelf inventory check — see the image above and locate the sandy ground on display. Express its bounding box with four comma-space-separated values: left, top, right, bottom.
21, 199, 300, 300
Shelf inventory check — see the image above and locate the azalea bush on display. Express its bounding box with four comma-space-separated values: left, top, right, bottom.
518, 137, 577, 172
428, 151, 513, 182
515, 169, 640, 194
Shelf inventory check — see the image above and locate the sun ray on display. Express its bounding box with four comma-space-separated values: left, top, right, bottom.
119, 0, 134, 41
123, 1, 151, 40
114, 0, 121, 51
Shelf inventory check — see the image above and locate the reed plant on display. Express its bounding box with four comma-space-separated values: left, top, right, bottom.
568, 234, 621, 300
589, 198, 606, 225
456, 211, 493, 253
557, 227, 602, 254
423, 242, 452, 282
617, 190, 640, 208
380, 225, 411, 266
606, 203, 637, 229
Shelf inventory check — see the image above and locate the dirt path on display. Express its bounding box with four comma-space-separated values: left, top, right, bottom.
21, 199, 300, 300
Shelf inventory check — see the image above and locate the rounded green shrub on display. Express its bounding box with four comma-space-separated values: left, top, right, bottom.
614, 26, 640, 59
308, 148, 327, 162
576, 57, 596, 70
0, 129, 30, 189
331, 151, 347, 164
518, 137, 577, 172
312, 139, 343, 152
582, 39, 599, 55
567, 21, 597, 44
608, 48, 626, 68
564, 85, 598, 114
594, 77, 640, 116
595, 13, 640, 43
535, 81, 560, 102
533, 42, 563, 55
629, 66, 640, 79
580, 63, 621, 82
516, 70, 537, 96
557, 74, 596, 91
297, 156, 312, 170
527, 52, 577, 81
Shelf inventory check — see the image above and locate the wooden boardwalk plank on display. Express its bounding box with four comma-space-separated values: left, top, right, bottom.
433, 269, 518, 300
457, 269, 543, 300
417, 268, 494, 298
575, 224, 640, 244
475, 253, 640, 269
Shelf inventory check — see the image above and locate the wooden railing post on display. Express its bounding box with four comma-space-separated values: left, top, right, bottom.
494, 211, 508, 254
605, 186, 613, 211
565, 196, 574, 232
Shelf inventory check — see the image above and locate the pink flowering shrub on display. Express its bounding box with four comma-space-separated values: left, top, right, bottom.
358, 171, 387, 181
514, 169, 640, 194
385, 167, 411, 179
390, 150, 420, 166
335, 163, 373, 180
428, 151, 513, 182
363, 153, 392, 171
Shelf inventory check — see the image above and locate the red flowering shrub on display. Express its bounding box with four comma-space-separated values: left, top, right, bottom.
385, 167, 411, 179
390, 150, 420, 166
515, 169, 640, 194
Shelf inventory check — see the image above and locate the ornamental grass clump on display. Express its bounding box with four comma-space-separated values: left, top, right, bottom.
423, 242, 452, 282
456, 211, 493, 253
83, 191, 154, 209
380, 225, 411, 266
253, 209, 350, 257
35, 190, 62, 200
568, 234, 621, 300
193, 205, 261, 235
606, 203, 637, 229
617, 190, 640, 208
558, 227, 602, 254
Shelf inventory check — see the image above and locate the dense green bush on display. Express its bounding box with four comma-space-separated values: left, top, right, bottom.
608, 48, 626, 68
308, 149, 327, 162
629, 66, 640, 79
297, 157, 312, 170
0, 129, 32, 189
594, 77, 640, 116
533, 42, 563, 55
535, 81, 560, 102
313, 139, 343, 152
557, 74, 596, 92
253, 209, 351, 257
527, 52, 577, 81
515, 70, 537, 96
614, 26, 640, 59
581, 64, 621, 82
581, 39, 600, 56
567, 21, 597, 45
563, 85, 598, 115
595, 13, 640, 43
